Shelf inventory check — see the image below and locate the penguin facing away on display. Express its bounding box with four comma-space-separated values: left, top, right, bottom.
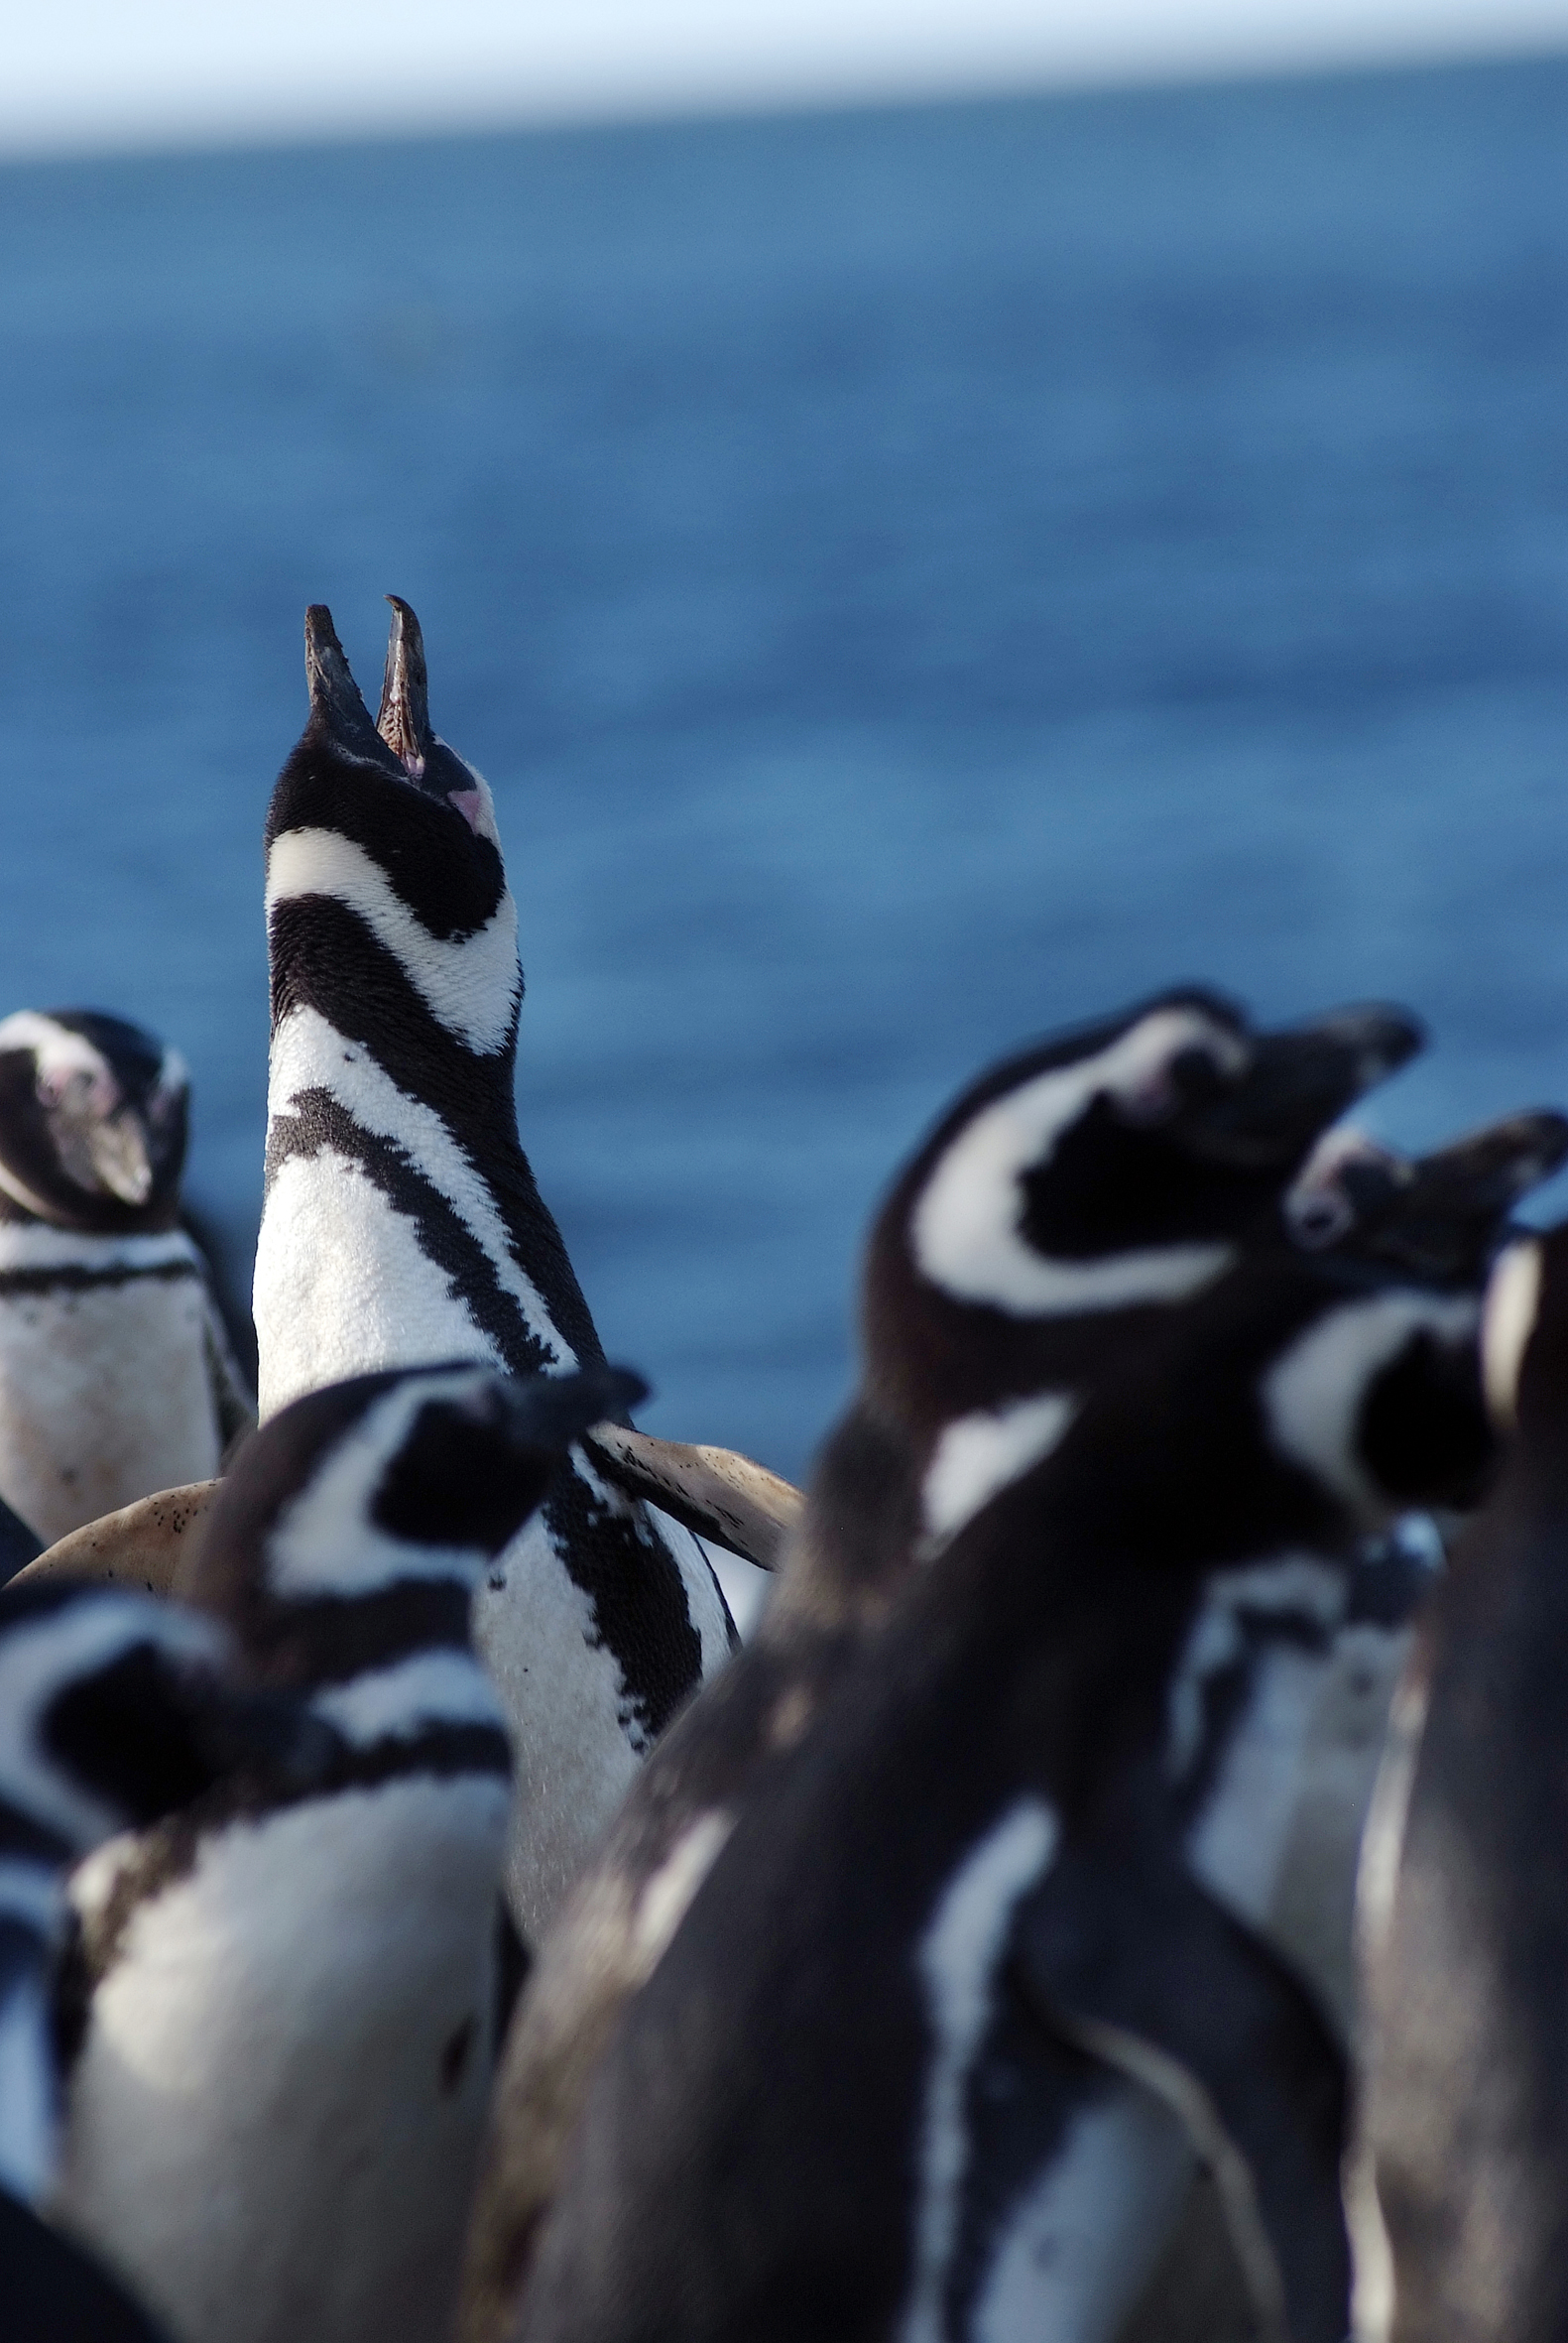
53, 1356, 643, 2343
0, 1009, 252, 1545
456, 989, 1424, 2343
0, 1574, 335, 2342
1351, 1218, 1568, 2343
253, 601, 732, 1939
507, 1134, 1520, 2343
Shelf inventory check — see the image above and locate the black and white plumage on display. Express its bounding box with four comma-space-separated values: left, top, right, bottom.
0, 1009, 252, 1546
0, 1574, 330, 2342
506, 1133, 1528, 2343
252, 602, 732, 1938
53, 1355, 642, 2343
457, 990, 1424, 2342
1350, 1218, 1568, 2343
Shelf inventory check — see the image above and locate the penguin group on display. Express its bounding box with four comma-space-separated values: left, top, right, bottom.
0, 595, 1564, 2343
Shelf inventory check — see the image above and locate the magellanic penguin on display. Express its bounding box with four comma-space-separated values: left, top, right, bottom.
1350, 1216, 1568, 2343
0, 1574, 334, 2342
456, 989, 1424, 2343
0, 1010, 254, 1546
506, 1115, 1526, 2343
53, 1356, 644, 2343
253, 602, 732, 1938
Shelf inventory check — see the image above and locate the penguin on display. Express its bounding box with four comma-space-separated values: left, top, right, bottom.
1167, 1106, 1568, 2040
456, 988, 1424, 2343
252, 602, 732, 1938
1349, 1217, 1568, 2343
505, 1115, 1526, 2343
0, 1573, 336, 2341
53, 1354, 644, 2343
0, 1009, 254, 1545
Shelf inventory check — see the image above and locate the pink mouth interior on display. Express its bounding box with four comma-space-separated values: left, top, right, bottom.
448, 788, 483, 835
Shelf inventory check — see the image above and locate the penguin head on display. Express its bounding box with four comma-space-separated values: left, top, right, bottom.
187, 1360, 648, 1673
1246, 1114, 1568, 1532
1287, 1110, 1568, 1284
266, 602, 517, 1052
875, 990, 1419, 1350
0, 1579, 338, 1858
1261, 1113, 1568, 1523
0, 1010, 188, 1233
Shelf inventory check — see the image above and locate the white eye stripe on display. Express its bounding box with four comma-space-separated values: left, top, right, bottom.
1483, 1238, 1543, 1431
264, 1370, 504, 1598
0, 1598, 227, 1851
910, 1009, 1247, 1319
0, 1014, 117, 1111
1263, 1293, 1479, 1520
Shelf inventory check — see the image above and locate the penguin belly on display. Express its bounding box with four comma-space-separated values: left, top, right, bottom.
56, 1775, 509, 2343
1178, 1567, 1412, 2038
476, 1494, 732, 1943
254, 1144, 501, 1420
0, 1250, 220, 1542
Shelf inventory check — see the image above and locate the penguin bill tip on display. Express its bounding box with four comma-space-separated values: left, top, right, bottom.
377, 595, 429, 773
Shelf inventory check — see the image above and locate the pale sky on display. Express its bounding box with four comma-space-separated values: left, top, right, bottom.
3, 0, 1568, 156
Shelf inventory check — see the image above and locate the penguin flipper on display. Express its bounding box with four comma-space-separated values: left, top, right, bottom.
1014, 1818, 1350, 2343
581, 1424, 801, 1570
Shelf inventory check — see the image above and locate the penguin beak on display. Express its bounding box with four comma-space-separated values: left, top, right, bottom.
507, 1363, 652, 1450
377, 596, 431, 780
46, 1079, 156, 1208
1342, 1110, 1568, 1284
1180, 1004, 1424, 1168
304, 606, 409, 776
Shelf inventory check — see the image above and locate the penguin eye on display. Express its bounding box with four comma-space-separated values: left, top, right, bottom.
1117, 1043, 1225, 1129
1288, 1188, 1357, 1251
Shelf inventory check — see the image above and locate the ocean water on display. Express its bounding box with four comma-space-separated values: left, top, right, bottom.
0, 59, 1564, 1483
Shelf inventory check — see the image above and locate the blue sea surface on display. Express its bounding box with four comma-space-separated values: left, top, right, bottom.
0, 60, 1564, 1480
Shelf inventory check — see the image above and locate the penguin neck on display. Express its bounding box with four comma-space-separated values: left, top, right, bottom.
257, 997, 603, 1413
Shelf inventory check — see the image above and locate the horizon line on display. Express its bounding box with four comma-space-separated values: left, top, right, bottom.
2, 18, 1565, 168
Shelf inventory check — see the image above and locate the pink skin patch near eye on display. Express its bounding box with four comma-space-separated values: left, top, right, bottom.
448, 789, 483, 835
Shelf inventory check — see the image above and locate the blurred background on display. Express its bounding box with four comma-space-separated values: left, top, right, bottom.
0, 4, 1565, 1485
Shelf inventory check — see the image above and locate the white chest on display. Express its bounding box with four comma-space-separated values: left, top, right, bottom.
57, 1774, 510, 2343
0, 1230, 219, 1542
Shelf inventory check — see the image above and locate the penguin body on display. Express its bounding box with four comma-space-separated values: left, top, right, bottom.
0, 1572, 332, 2342
1351, 1220, 1568, 2343
1173, 1110, 1567, 2038
253, 605, 730, 1938
0, 1010, 250, 1543
457, 993, 1427, 2341
54, 1357, 641, 2343
509, 1161, 1517, 2343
